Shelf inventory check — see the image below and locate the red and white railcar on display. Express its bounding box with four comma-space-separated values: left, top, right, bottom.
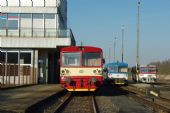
132, 65, 157, 83
60, 46, 104, 91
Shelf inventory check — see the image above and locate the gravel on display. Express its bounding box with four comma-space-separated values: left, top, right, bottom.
95, 85, 152, 113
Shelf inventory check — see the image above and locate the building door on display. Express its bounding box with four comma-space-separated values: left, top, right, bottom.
48, 52, 60, 84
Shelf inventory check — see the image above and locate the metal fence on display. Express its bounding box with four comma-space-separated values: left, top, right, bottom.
0, 63, 37, 87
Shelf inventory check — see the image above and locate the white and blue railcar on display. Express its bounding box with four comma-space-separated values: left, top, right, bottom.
104, 62, 128, 85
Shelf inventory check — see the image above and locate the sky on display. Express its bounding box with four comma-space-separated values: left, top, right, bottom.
67, 0, 170, 66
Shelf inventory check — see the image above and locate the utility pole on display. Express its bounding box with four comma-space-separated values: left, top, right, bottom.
136, 0, 141, 82
114, 37, 117, 62
109, 48, 111, 63
121, 25, 125, 63
80, 41, 83, 46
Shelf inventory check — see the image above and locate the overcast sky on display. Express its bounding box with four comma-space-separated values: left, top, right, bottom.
67, 0, 170, 66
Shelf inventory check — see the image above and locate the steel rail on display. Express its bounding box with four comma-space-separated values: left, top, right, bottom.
55, 92, 72, 113
125, 85, 170, 104
92, 95, 99, 113
55, 93, 98, 113
130, 94, 170, 113
159, 97, 170, 104
120, 86, 170, 113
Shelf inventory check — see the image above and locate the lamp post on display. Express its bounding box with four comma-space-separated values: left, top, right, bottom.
114, 37, 117, 62
136, 0, 141, 82
121, 25, 125, 63
109, 48, 111, 63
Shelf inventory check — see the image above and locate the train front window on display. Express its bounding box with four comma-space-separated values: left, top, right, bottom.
148, 68, 157, 73
119, 67, 128, 73
140, 67, 148, 73
62, 52, 81, 66
108, 66, 118, 73
82, 52, 101, 66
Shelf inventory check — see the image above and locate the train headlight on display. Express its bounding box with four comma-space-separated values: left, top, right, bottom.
66, 69, 70, 74
93, 69, 102, 74
93, 70, 97, 73
61, 70, 65, 74
98, 70, 101, 74
61, 69, 70, 75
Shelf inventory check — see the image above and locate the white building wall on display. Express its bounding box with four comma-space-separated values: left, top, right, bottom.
0, 0, 67, 30
46, 0, 57, 7
33, 18, 43, 28
0, 0, 7, 6
0, 0, 75, 85
21, 17, 32, 37
33, 19, 44, 37
0, 0, 71, 48
21, 18, 32, 28
0, 37, 71, 48
45, 14, 56, 28
0, 7, 58, 13
7, 0, 20, 6
0, 0, 58, 7
45, 19, 55, 28
32, 0, 44, 6
20, 0, 32, 6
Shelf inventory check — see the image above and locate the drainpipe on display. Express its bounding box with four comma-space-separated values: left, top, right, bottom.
6, 0, 8, 37
31, 0, 33, 37
19, 0, 21, 37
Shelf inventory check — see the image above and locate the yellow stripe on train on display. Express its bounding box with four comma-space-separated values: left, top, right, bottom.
60, 67, 102, 76
67, 88, 96, 91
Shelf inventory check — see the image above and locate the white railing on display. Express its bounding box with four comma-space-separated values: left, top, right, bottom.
0, 28, 74, 38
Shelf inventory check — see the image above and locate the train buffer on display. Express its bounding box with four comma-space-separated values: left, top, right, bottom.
0, 84, 64, 113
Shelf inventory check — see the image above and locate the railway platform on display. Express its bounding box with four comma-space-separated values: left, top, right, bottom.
0, 84, 64, 113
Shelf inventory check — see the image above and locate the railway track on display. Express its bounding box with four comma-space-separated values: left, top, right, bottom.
57, 93, 98, 113
120, 85, 170, 113
25, 84, 169, 113
26, 91, 98, 113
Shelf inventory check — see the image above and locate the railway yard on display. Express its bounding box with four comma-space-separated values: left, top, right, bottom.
1, 0, 170, 113
0, 80, 170, 113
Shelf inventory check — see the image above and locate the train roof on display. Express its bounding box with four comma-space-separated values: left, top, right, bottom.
105, 62, 128, 67
140, 65, 156, 67
61, 46, 102, 52
132, 65, 156, 68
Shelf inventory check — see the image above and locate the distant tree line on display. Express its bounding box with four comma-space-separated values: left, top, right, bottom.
149, 59, 170, 75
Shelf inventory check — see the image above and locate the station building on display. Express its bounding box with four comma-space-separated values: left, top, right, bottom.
0, 0, 75, 85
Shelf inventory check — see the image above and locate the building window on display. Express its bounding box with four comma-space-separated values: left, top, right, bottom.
0, 19, 6, 29
8, 13, 19, 30
0, 52, 6, 63
45, 14, 55, 19
20, 53, 31, 64
21, 14, 31, 18
8, 14, 19, 19
8, 20, 18, 30
7, 52, 18, 64
0, 13, 19, 30
0, 13, 7, 29
33, 14, 43, 19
